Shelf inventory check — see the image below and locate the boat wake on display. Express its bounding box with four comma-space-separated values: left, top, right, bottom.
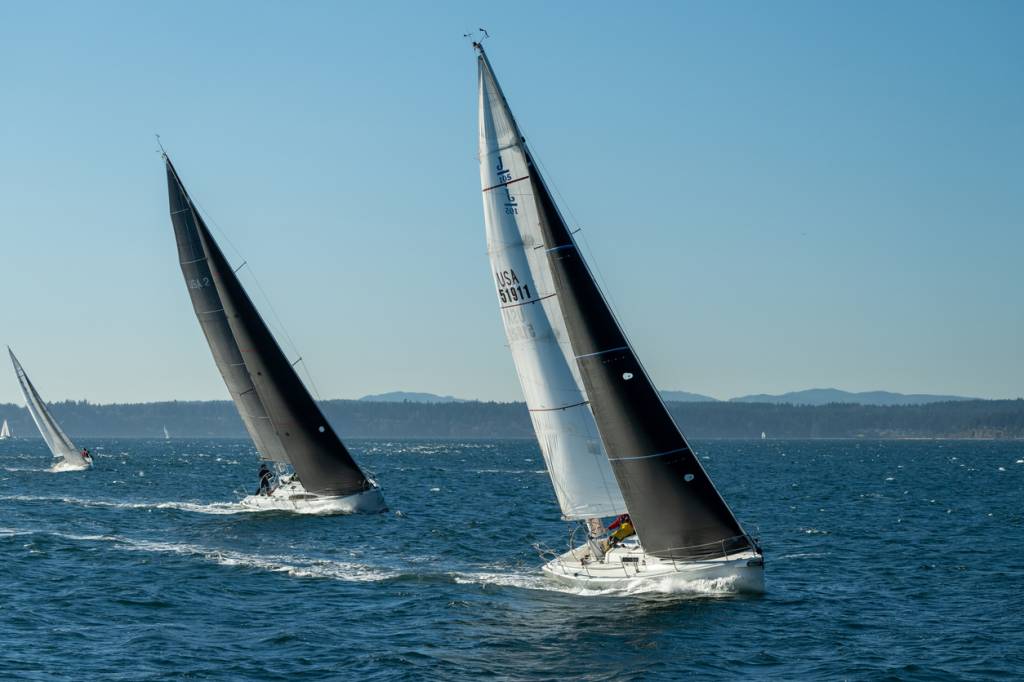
0, 494, 255, 515
1, 526, 395, 582
48, 460, 91, 473
453, 569, 748, 598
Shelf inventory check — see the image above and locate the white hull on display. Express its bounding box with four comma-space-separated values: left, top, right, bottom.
542, 538, 764, 594
240, 477, 386, 515
50, 458, 93, 473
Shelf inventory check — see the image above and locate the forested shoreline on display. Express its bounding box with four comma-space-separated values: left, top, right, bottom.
0, 399, 1021, 440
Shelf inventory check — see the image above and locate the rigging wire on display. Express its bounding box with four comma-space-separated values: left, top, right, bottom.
181, 188, 326, 402
526, 146, 627, 326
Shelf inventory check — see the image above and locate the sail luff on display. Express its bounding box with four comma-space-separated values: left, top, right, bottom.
8, 349, 84, 465
164, 156, 372, 497
477, 48, 627, 519
478, 47, 751, 560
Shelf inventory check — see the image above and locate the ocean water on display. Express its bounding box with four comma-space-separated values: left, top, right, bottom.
1, 437, 1022, 680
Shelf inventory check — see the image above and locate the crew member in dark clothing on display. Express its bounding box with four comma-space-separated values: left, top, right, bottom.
80, 448, 93, 464
257, 464, 273, 495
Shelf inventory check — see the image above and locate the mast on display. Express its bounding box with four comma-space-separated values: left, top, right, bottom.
477, 44, 626, 520
164, 155, 372, 497
8, 349, 86, 465
477, 47, 753, 560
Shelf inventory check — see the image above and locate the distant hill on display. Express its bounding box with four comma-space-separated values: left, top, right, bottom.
358, 391, 469, 404
660, 390, 719, 402
730, 388, 975, 406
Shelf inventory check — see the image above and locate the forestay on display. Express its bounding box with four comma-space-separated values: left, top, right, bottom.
8, 349, 87, 466
164, 157, 373, 497
478, 50, 626, 520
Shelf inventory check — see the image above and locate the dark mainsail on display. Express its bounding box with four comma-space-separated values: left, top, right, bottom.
478, 48, 752, 560
164, 156, 372, 497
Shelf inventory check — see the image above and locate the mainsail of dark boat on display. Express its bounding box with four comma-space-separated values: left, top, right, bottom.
164, 155, 373, 497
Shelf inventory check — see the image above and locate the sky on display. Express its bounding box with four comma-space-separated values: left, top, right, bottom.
0, 1, 1021, 404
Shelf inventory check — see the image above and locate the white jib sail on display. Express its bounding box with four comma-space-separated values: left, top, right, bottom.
8, 349, 86, 466
479, 54, 626, 520
0, 420, 10, 438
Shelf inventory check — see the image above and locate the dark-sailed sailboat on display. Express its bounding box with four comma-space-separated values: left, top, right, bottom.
475, 42, 763, 591
163, 153, 385, 514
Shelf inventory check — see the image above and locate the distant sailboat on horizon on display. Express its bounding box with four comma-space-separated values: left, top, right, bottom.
475, 42, 762, 592
162, 152, 385, 514
163, 425, 170, 440
8, 348, 92, 470
0, 419, 10, 440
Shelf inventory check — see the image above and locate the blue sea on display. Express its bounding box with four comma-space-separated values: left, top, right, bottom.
1, 438, 1022, 680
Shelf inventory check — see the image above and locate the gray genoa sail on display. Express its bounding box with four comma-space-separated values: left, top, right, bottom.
164, 157, 372, 497
478, 48, 751, 560
8, 349, 86, 466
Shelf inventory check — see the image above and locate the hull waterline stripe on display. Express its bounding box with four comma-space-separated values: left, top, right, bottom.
483, 175, 530, 192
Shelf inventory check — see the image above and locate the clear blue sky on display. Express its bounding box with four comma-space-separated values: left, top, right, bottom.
1, 1, 1020, 404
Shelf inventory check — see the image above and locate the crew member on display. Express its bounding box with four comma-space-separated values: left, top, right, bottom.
257, 463, 274, 495
80, 447, 93, 464
604, 513, 635, 551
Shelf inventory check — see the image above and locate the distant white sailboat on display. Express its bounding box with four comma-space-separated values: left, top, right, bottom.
0, 419, 10, 440
475, 43, 762, 592
761, 431, 767, 440
8, 348, 92, 470
163, 425, 170, 440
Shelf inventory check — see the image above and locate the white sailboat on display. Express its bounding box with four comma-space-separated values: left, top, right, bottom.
163, 154, 385, 514
8, 349, 92, 470
163, 425, 170, 440
475, 43, 763, 592
0, 419, 10, 440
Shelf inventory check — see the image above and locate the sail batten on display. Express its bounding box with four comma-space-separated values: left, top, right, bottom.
478, 49, 627, 520
478, 46, 752, 559
164, 156, 372, 496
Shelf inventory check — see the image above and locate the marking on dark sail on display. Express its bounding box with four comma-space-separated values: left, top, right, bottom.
546, 244, 576, 253
528, 400, 589, 413
180, 256, 208, 265
171, 208, 191, 215
500, 292, 555, 309
575, 345, 628, 360
482, 175, 529, 192
608, 447, 689, 462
